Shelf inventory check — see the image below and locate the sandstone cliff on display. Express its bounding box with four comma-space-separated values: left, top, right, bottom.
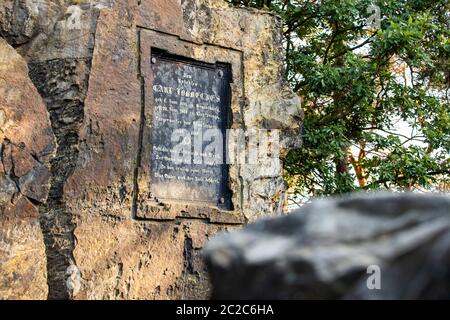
0, 0, 302, 299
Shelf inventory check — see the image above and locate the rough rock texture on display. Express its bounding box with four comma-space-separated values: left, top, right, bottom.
29, 58, 93, 300
25, 3, 102, 299
0, 38, 55, 299
0, 0, 51, 46
64, 0, 302, 299
1, 0, 302, 299
204, 192, 450, 299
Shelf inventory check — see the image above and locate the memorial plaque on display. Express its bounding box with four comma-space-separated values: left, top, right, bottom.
150, 50, 231, 209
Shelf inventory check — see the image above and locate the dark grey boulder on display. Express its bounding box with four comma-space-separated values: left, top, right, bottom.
203, 192, 450, 299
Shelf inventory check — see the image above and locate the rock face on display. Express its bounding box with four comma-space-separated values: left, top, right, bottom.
204, 193, 450, 299
0, 38, 55, 299
1, 0, 302, 299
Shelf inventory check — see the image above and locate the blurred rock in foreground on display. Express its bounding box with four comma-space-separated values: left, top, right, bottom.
204, 192, 450, 299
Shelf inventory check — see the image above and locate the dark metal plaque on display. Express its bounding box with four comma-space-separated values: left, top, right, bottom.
150, 50, 231, 209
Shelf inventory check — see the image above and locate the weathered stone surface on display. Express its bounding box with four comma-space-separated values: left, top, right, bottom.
1, 0, 302, 299
24, 2, 111, 300
29, 58, 92, 300
0, 0, 71, 47
0, 38, 55, 299
0, 0, 43, 46
204, 192, 450, 299
72, 217, 234, 299
58, 0, 301, 299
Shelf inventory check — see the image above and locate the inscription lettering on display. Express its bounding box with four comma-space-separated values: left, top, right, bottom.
150, 51, 231, 207
153, 85, 221, 102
